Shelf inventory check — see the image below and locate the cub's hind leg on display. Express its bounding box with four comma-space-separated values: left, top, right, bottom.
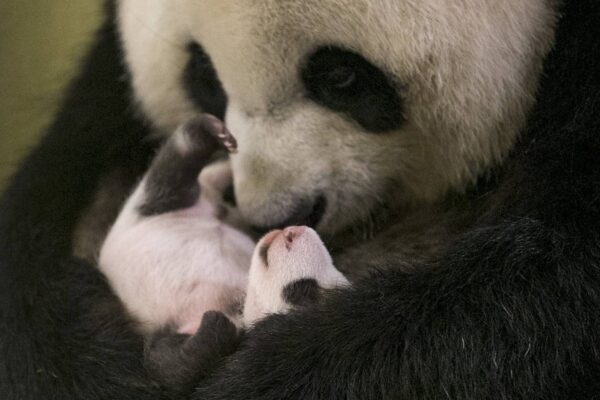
144, 311, 241, 395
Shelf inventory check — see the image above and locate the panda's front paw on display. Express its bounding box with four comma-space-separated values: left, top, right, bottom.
243, 226, 349, 325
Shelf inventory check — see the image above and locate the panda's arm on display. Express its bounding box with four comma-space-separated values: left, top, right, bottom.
0, 2, 167, 399
193, 2, 600, 398
194, 219, 600, 399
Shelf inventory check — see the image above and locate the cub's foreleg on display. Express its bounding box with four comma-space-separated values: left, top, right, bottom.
139, 114, 236, 216
99, 114, 243, 394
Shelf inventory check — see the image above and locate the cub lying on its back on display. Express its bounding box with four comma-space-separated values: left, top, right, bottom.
99, 114, 349, 391
99, 115, 254, 336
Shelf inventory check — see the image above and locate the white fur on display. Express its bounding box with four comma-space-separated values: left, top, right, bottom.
99, 161, 255, 334
118, 0, 556, 234
117, 0, 198, 133
244, 227, 349, 326
99, 157, 348, 334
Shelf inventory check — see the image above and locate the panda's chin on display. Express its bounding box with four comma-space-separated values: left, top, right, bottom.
248, 194, 327, 234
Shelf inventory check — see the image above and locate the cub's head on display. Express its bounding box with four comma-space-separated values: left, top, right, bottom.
243, 226, 349, 325
118, 0, 556, 235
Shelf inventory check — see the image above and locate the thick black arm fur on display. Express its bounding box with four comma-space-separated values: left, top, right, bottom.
0, 0, 599, 399
192, 1, 600, 399
0, 3, 165, 399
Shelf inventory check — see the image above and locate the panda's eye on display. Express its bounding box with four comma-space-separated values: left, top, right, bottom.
324, 66, 356, 89
301, 46, 404, 133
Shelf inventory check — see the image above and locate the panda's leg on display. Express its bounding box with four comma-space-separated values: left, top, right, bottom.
144, 311, 241, 395
138, 114, 237, 216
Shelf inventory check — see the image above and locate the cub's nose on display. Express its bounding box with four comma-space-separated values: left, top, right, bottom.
283, 226, 307, 249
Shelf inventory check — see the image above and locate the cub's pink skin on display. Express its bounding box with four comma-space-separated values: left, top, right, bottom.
99, 119, 254, 336
244, 226, 350, 326
97, 115, 350, 391
99, 114, 350, 340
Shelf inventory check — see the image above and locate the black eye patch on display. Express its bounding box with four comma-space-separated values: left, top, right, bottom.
301, 46, 405, 133
282, 278, 321, 307
259, 244, 269, 268
183, 42, 228, 119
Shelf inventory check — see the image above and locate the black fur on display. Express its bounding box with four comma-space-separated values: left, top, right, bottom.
282, 278, 321, 307
183, 42, 228, 120
0, 3, 165, 399
191, 1, 600, 398
1, 1, 599, 399
139, 114, 232, 216
144, 311, 241, 397
222, 184, 237, 207
301, 46, 405, 133
258, 243, 270, 268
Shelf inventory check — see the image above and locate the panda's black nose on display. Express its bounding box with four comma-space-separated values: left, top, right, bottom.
252, 195, 326, 234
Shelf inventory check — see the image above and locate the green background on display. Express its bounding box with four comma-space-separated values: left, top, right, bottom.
0, 1, 101, 188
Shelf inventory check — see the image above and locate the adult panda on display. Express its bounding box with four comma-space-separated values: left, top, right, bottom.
1, 0, 599, 399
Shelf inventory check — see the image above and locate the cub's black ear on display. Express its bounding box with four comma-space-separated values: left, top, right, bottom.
282, 278, 321, 307
144, 311, 241, 396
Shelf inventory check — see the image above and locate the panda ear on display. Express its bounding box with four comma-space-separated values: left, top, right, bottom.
282, 279, 321, 307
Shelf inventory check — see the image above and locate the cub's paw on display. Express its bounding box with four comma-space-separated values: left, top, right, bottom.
243, 226, 349, 325
176, 114, 237, 154
144, 311, 241, 394
138, 114, 237, 216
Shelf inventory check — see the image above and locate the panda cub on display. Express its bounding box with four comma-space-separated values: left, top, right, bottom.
98, 114, 348, 390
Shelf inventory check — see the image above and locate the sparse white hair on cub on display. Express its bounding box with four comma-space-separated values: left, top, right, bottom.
99, 122, 348, 335
99, 158, 254, 334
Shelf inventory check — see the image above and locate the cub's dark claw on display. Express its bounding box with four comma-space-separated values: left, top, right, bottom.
218, 126, 238, 154
138, 114, 237, 216
183, 114, 238, 154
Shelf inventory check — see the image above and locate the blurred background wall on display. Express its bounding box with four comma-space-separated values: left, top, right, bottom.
0, 1, 102, 188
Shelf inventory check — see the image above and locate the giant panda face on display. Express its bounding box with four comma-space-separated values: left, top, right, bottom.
118, 0, 555, 235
